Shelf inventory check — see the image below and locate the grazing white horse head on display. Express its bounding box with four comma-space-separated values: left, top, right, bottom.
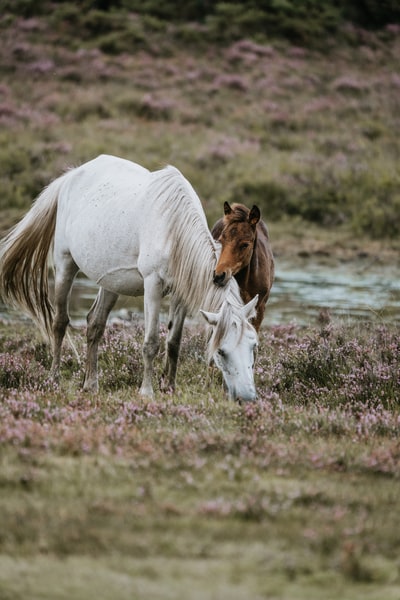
201, 295, 258, 402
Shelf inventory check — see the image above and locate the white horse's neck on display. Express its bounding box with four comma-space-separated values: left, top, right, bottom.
148, 166, 243, 316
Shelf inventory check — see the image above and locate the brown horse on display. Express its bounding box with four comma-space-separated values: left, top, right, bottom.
211, 201, 274, 331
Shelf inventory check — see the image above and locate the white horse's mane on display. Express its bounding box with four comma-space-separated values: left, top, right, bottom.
147, 165, 243, 316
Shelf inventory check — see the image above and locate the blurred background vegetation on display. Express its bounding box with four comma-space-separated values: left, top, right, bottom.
3, 0, 400, 41
0, 0, 399, 240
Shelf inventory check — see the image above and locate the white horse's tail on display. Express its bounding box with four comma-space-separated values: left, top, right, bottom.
0, 173, 69, 340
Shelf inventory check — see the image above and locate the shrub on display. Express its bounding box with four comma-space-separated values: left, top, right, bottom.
0, 341, 52, 390
354, 192, 400, 239
4, 1, 400, 47
268, 325, 400, 409
97, 326, 144, 391
117, 94, 175, 121
229, 179, 290, 221
1, 0, 48, 17
0, 137, 65, 211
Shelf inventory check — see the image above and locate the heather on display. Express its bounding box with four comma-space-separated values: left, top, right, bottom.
0, 319, 399, 598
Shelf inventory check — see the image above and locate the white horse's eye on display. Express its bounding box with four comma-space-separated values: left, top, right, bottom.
217, 348, 226, 358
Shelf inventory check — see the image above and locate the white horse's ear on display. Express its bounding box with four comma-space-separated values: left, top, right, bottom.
200, 309, 219, 326
242, 295, 258, 321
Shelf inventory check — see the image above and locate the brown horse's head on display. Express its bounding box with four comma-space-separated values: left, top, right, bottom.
213, 201, 260, 287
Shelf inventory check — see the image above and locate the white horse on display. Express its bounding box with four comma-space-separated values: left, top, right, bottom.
0, 155, 258, 401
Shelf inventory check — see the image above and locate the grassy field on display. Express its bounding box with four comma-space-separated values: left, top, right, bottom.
1, 6, 400, 599
0, 9, 400, 243
0, 319, 399, 599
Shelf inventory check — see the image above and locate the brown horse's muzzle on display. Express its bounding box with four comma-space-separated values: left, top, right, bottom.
213, 270, 228, 287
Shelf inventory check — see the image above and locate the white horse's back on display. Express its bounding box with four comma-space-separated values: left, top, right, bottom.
55, 155, 152, 294
55, 154, 211, 298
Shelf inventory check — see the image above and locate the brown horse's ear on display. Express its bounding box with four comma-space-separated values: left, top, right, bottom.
223, 201, 232, 215
248, 205, 260, 227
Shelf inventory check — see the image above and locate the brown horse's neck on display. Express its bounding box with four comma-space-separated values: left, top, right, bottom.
234, 231, 258, 299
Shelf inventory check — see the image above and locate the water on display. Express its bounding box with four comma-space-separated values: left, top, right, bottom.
1, 259, 400, 327
268, 258, 400, 325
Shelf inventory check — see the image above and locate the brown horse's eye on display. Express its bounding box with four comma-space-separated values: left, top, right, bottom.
240, 243, 250, 250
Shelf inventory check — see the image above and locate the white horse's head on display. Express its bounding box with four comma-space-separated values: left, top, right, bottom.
200, 295, 258, 402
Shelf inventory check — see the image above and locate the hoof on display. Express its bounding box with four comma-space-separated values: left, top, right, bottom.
139, 385, 154, 399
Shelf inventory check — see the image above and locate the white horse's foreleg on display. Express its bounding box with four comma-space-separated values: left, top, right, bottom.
140, 273, 162, 398
50, 257, 79, 382
83, 287, 118, 392
160, 300, 186, 392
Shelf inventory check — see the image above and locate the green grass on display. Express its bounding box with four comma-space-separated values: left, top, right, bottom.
0, 320, 399, 598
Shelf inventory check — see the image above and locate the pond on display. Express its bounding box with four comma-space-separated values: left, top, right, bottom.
269, 258, 400, 325
1, 258, 399, 328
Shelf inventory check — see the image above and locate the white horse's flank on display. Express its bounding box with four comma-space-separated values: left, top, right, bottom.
0, 155, 258, 401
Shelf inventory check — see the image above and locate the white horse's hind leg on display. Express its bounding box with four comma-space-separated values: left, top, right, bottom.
160, 300, 186, 392
140, 273, 162, 398
83, 287, 118, 392
50, 256, 79, 382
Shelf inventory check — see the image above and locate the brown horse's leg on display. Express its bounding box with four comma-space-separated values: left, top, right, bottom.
253, 297, 267, 332
161, 300, 186, 392
50, 257, 79, 382
83, 288, 118, 392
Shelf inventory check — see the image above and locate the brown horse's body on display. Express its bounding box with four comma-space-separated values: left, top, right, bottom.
211, 202, 274, 331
